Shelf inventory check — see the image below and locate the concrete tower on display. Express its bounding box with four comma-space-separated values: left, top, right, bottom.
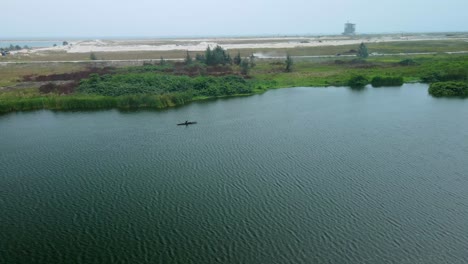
343, 22, 356, 35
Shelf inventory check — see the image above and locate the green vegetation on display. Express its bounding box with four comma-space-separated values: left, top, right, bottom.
421, 68, 467, 83
184, 51, 193, 65
2, 50, 468, 114
90, 52, 97, 60
234, 51, 241, 65
195, 45, 232, 66
398, 59, 417, 66
0, 93, 193, 113
357, 43, 369, 58
78, 73, 254, 97
371, 76, 404, 87
1, 44, 23, 52
348, 75, 369, 88
240, 59, 250, 75
252, 54, 468, 88
285, 54, 293, 72
428, 82, 468, 97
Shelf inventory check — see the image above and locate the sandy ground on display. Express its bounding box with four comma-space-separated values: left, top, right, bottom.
15, 34, 467, 54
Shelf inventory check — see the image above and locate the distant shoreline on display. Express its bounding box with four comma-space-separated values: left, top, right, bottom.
2, 33, 467, 54
1, 31, 468, 41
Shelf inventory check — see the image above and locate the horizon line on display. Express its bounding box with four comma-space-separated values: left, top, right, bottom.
1, 31, 467, 41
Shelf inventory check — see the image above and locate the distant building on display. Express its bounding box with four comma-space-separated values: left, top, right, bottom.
343, 22, 356, 35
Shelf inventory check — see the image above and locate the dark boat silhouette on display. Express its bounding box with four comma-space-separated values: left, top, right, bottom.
177, 121, 197, 126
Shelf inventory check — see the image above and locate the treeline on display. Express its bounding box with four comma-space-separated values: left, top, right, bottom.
189, 45, 256, 74
1, 44, 29, 52
194, 46, 232, 66
78, 73, 254, 97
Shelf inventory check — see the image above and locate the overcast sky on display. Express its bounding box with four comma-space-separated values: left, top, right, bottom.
2, 0, 467, 39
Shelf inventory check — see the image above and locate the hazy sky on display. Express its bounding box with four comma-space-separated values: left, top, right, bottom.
2, 0, 467, 38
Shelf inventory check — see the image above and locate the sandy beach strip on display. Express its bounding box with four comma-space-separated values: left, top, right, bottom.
23, 34, 468, 54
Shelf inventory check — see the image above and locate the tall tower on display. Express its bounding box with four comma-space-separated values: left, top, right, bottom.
343, 22, 356, 35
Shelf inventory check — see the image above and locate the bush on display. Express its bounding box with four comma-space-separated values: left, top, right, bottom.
371, 76, 404, 87
428, 82, 468, 97
398, 59, 417, 66
421, 70, 467, 83
78, 73, 254, 97
348, 75, 369, 88
357, 43, 368, 58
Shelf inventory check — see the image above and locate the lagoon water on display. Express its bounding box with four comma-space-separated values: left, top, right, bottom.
1, 84, 468, 263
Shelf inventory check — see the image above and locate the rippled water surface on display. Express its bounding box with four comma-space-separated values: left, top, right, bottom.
1, 84, 468, 263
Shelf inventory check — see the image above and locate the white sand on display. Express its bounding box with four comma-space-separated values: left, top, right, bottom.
27, 34, 467, 54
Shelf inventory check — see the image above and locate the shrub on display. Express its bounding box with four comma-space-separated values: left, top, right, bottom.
428, 82, 468, 97
348, 75, 369, 88
398, 59, 417, 66
357, 43, 368, 58
371, 76, 404, 87
421, 69, 467, 83
78, 73, 254, 97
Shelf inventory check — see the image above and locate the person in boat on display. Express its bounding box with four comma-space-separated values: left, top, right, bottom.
185, 120, 188, 125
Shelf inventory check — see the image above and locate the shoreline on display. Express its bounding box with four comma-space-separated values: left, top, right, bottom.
4, 33, 467, 55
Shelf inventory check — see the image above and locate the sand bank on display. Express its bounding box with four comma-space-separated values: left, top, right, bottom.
26, 34, 467, 54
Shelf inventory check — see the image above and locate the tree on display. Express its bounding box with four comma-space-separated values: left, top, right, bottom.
240, 59, 250, 75
160, 56, 166, 65
195, 53, 205, 63
348, 75, 368, 88
185, 51, 193, 65
205, 46, 213, 65
202, 45, 231, 66
233, 51, 241, 65
357, 42, 368, 58
249, 54, 256, 68
285, 53, 293, 72
226, 53, 233, 65
90, 52, 97, 60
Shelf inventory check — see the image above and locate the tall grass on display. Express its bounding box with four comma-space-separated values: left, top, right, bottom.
0, 94, 192, 114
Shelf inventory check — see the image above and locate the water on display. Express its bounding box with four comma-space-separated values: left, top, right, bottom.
1, 84, 468, 263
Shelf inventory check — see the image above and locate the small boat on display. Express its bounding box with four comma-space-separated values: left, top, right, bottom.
177, 121, 197, 126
